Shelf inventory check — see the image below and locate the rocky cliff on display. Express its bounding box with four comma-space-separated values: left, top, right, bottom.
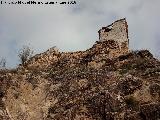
0, 19, 160, 120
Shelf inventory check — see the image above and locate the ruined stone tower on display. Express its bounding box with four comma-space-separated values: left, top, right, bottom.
22, 18, 130, 69
98, 18, 129, 54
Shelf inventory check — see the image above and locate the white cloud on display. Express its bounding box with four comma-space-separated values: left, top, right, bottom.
0, 0, 160, 67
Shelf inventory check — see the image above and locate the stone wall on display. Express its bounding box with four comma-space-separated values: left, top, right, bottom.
98, 18, 129, 50
22, 19, 130, 69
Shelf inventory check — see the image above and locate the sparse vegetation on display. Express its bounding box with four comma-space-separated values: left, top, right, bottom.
26, 73, 38, 89
125, 96, 139, 110
0, 19, 160, 120
18, 45, 33, 65
149, 83, 160, 96
0, 58, 6, 69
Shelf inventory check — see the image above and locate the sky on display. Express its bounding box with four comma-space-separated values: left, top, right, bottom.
0, 0, 160, 68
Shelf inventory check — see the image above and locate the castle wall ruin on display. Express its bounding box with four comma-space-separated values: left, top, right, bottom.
98, 18, 129, 57
98, 18, 129, 51
22, 19, 130, 69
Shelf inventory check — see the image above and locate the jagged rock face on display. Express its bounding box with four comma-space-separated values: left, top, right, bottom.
1, 49, 160, 120
22, 19, 129, 70
0, 19, 160, 120
0, 71, 11, 120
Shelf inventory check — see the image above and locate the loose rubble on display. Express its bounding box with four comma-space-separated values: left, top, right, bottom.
0, 19, 160, 120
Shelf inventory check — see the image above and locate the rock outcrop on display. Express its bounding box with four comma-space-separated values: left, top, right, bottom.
0, 19, 160, 120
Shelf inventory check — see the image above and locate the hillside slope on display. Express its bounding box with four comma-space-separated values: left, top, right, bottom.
0, 43, 160, 120
0, 19, 160, 120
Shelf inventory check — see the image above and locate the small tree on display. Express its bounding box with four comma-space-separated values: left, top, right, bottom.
18, 45, 33, 65
0, 58, 6, 68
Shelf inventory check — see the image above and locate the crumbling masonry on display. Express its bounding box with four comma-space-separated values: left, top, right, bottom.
98, 18, 129, 57
3, 19, 160, 120
23, 18, 130, 69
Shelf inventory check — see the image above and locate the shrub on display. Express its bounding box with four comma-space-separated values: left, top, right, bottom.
0, 58, 6, 68
18, 45, 33, 65
125, 96, 139, 110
